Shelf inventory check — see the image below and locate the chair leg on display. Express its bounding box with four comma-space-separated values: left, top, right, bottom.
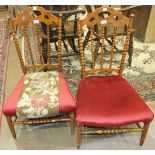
67, 38, 78, 53
63, 40, 69, 53
6, 116, 16, 139
77, 126, 82, 149
140, 122, 150, 146
70, 112, 75, 135
128, 33, 133, 66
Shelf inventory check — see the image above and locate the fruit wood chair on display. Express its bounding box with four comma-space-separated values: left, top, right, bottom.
84, 5, 135, 66
76, 7, 154, 149
2, 6, 76, 139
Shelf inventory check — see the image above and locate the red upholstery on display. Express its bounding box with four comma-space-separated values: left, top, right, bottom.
59, 73, 76, 113
76, 75, 154, 127
3, 72, 76, 116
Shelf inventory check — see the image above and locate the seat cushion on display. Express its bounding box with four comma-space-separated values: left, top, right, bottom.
3, 72, 76, 117
76, 75, 154, 127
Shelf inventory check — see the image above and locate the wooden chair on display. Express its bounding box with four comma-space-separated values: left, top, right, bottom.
2, 6, 76, 138
76, 7, 154, 149
40, 5, 86, 62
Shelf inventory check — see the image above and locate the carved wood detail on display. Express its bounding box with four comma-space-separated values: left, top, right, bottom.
90, 28, 95, 69
80, 7, 130, 28
11, 7, 59, 27
81, 128, 143, 135
22, 27, 34, 65
13, 118, 70, 125
9, 20, 27, 74
100, 27, 105, 68
34, 24, 44, 64
77, 7, 133, 77
8, 6, 63, 73
47, 25, 51, 64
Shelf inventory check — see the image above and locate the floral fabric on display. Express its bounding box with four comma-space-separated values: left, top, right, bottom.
16, 71, 59, 118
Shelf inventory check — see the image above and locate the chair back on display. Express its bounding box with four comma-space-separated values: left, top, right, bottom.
9, 6, 62, 74
77, 7, 133, 77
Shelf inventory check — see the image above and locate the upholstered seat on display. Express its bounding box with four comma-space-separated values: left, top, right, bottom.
3, 72, 75, 117
76, 75, 154, 127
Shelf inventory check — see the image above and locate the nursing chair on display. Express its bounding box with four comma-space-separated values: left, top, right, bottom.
3, 6, 75, 138
76, 7, 154, 149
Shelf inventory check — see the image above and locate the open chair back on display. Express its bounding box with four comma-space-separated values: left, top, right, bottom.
77, 7, 133, 77
8, 6, 62, 74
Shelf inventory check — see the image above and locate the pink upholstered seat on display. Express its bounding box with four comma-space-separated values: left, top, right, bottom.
3, 72, 76, 117
76, 75, 154, 127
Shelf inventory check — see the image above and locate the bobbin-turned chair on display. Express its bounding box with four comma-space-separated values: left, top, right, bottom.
76, 7, 154, 149
3, 6, 76, 138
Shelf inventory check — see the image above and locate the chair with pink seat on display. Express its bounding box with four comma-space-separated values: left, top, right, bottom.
3, 6, 76, 138
76, 7, 154, 149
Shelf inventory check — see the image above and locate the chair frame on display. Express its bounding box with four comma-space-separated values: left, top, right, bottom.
6, 6, 75, 139
40, 5, 86, 61
76, 7, 151, 149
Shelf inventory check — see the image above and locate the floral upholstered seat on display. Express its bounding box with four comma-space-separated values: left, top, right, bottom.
3, 72, 76, 118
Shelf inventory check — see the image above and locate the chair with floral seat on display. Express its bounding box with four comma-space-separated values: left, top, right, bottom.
76, 7, 154, 149
2, 6, 76, 138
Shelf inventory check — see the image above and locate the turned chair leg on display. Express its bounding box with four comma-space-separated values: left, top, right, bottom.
6, 116, 16, 139
140, 122, 150, 146
77, 126, 82, 149
70, 112, 75, 135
